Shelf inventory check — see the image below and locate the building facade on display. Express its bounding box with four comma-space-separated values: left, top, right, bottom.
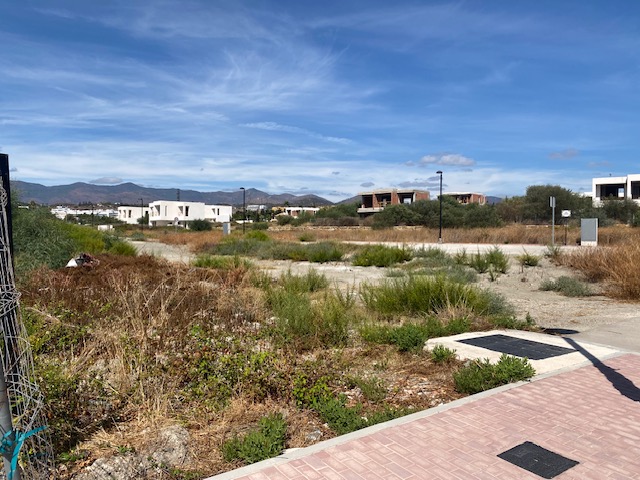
117, 205, 150, 225
148, 201, 232, 227
442, 192, 487, 205
357, 189, 430, 217
592, 174, 640, 205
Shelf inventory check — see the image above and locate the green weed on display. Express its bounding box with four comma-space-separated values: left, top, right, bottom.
222, 413, 287, 465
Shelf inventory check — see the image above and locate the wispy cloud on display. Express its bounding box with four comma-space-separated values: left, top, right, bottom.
397, 179, 433, 188
417, 154, 476, 167
549, 148, 579, 160
242, 122, 351, 144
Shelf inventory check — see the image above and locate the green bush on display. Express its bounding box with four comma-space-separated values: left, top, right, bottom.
189, 219, 212, 231
430, 344, 457, 363
245, 230, 270, 241
352, 245, 412, 267
540, 276, 591, 297
453, 354, 535, 394
222, 413, 287, 464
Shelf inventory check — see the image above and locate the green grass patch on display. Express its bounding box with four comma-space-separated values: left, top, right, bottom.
192, 254, 253, 270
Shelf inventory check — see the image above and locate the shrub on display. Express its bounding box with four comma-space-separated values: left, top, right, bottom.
516, 250, 540, 267
189, 219, 212, 231
298, 232, 316, 242
250, 222, 269, 230
540, 276, 591, 297
245, 230, 270, 241
352, 245, 412, 267
430, 344, 457, 363
453, 354, 535, 394
485, 247, 509, 274
468, 252, 490, 273
222, 413, 287, 465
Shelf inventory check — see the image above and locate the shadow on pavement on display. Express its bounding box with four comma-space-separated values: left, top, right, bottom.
564, 337, 640, 402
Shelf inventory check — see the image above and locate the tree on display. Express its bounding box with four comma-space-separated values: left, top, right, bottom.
522, 185, 587, 223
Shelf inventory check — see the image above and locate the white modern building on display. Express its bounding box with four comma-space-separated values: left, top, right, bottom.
52, 206, 118, 220
592, 174, 640, 206
283, 206, 320, 217
148, 200, 232, 227
117, 205, 151, 225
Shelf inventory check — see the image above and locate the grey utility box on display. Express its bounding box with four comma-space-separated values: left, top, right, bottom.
580, 218, 598, 246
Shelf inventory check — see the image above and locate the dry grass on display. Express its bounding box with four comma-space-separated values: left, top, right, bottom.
144, 224, 640, 252
22, 254, 467, 478
560, 240, 640, 299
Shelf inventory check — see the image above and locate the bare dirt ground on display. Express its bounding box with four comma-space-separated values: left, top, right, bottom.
131, 240, 639, 334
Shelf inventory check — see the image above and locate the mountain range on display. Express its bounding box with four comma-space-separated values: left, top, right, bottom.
10, 181, 333, 207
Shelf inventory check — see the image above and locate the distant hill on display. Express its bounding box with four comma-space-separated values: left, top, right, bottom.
10, 181, 333, 207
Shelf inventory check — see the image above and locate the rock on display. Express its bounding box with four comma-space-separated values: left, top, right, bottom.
305, 429, 323, 442
147, 425, 190, 467
73, 426, 190, 479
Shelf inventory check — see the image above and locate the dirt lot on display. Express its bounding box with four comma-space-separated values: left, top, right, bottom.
132, 239, 639, 334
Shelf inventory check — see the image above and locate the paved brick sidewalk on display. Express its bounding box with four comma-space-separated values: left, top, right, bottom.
211, 353, 640, 479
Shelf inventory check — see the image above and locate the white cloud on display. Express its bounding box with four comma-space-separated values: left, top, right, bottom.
90, 177, 124, 185
418, 154, 476, 167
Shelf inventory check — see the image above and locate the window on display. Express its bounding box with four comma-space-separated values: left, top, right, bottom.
185, 206, 190, 217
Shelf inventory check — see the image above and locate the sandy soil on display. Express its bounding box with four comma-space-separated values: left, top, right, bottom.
131, 240, 639, 333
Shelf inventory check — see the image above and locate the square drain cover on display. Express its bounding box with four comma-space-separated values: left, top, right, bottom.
498, 441, 579, 478
457, 334, 574, 360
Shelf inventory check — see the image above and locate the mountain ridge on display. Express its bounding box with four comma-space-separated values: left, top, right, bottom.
10, 180, 333, 207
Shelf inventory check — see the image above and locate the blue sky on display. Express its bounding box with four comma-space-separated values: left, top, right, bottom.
2, 1, 640, 202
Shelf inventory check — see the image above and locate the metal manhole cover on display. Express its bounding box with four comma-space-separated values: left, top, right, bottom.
457, 334, 575, 360
498, 441, 579, 478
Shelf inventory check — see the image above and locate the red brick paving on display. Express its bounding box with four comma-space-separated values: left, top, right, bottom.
219, 354, 640, 479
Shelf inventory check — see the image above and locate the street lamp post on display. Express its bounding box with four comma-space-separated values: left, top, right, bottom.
240, 187, 246, 234
436, 171, 443, 243
139, 198, 144, 232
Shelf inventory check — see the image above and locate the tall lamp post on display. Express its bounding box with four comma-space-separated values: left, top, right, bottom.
240, 187, 246, 234
139, 198, 144, 232
436, 171, 443, 243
